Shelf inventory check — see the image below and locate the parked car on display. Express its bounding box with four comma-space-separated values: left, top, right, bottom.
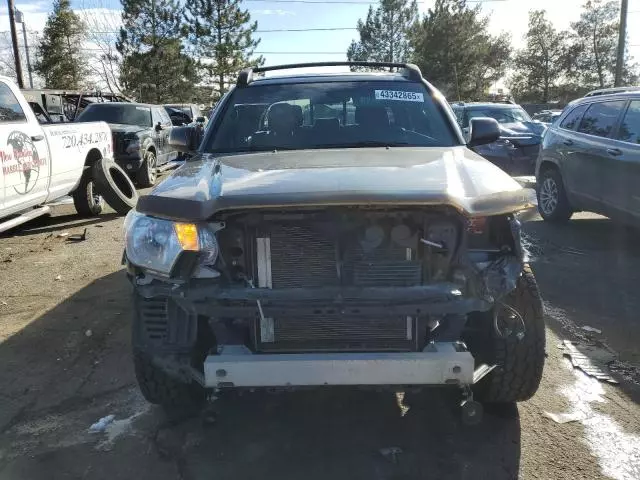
123, 61, 544, 424
532, 109, 563, 126
451, 102, 547, 176
584, 86, 640, 98
0, 77, 137, 233
536, 91, 640, 225
163, 104, 207, 127
76, 103, 179, 187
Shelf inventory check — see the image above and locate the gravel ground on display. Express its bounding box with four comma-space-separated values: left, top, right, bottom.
1, 201, 639, 480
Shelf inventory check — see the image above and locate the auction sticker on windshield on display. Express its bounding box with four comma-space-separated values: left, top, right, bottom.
375, 90, 424, 102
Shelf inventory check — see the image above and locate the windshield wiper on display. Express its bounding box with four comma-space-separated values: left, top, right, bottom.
316, 141, 413, 149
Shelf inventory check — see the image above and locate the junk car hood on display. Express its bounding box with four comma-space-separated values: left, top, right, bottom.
498, 121, 546, 144
108, 123, 148, 134
136, 147, 535, 222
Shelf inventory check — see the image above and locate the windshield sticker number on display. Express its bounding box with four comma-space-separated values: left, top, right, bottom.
375, 90, 424, 102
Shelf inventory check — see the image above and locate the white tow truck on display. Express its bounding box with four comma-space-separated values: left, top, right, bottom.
0, 76, 138, 233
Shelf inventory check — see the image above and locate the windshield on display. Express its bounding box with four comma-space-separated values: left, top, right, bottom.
76, 104, 152, 126
466, 107, 531, 125
165, 105, 192, 117
206, 81, 458, 153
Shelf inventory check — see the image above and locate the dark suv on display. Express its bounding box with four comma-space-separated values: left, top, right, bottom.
451, 102, 546, 176
76, 103, 179, 187
123, 62, 544, 423
536, 92, 640, 225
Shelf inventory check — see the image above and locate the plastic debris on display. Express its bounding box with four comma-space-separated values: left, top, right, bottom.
66, 228, 88, 242
56, 232, 69, 238
543, 411, 586, 424
89, 415, 115, 433
581, 326, 602, 334
85, 329, 93, 337
561, 340, 618, 384
54, 275, 62, 281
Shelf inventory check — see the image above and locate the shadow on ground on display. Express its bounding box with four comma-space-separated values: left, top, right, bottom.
0, 270, 522, 480
1, 212, 121, 237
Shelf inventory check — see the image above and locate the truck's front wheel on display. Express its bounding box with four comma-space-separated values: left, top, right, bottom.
72, 170, 104, 216
133, 349, 207, 420
473, 264, 546, 404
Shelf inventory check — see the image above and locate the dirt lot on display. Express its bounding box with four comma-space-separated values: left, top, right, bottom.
1, 199, 640, 480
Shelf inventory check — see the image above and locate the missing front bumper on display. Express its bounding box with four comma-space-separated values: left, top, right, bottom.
204, 343, 474, 388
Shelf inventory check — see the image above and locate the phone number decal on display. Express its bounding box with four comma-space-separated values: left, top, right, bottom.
374, 90, 424, 102
61, 132, 109, 149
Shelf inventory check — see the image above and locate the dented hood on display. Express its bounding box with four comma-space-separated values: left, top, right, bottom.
137, 147, 535, 221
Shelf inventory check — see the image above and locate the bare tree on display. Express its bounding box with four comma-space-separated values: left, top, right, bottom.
77, 0, 124, 93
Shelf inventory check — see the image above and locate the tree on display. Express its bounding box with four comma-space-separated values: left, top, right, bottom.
567, 0, 634, 88
410, 0, 511, 100
34, 0, 88, 89
346, 0, 419, 68
185, 0, 263, 98
509, 10, 567, 103
117, 0, 198, 103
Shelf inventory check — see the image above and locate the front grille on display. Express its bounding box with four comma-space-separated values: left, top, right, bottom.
251, 217, 427, 352
264, 224, 422, 288
112, 134, 127, 154
259, 310, 414, 352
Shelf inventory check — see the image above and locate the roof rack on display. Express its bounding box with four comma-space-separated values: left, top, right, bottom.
236, 61, 423, 87
584, 86, 640, 97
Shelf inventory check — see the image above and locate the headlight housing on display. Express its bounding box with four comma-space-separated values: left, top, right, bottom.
124, 210, 220, 276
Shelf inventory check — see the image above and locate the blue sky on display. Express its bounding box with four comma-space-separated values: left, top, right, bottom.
1, 0, 640, 81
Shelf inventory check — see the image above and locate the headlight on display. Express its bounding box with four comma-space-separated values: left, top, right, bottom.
124, 210, 219, 275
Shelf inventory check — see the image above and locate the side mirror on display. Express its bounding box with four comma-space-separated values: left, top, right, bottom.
467, 117, 500, 147
155, 122, 163, 132
196, 116, 206, 123
169, 125, 201, 153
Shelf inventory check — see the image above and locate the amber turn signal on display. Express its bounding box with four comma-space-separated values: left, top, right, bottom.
174, 223, 199, 251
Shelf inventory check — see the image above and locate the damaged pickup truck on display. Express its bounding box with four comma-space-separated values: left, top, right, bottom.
123, 62, 544, 424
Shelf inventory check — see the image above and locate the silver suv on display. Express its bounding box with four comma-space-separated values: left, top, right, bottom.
536, 92, 640, 224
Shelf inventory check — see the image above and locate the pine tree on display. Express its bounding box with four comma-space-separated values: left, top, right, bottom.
410, 0, 511, 100
117, 0, 198, 103
509, 10, 567, 103
346, 0, 418, 68
34, 0, 88, 89
185, 0, 264, 98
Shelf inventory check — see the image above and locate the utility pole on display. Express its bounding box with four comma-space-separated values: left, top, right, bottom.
14, 9, 33, 88
7, 0, 24, 88
615, 0, 628, 87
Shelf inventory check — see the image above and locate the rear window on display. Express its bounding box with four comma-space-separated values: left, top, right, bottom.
577, 101, 626, 138
559, 104, 588, 130
465, 107, 531, 125
76, 104, 152, 127
205, 81, 458, 153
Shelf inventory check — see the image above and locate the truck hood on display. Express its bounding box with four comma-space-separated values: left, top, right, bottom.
137, 147, 535, 222
108, 123, 148, 135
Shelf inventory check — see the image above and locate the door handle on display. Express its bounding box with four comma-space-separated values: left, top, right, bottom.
31, 134, 44, 142
562, 139, 574, 146
607, 148, 622, 156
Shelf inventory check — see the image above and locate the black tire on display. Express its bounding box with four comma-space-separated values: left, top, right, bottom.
475, 264, 546, 403
537, 167, 572, 223
136, 150, 157, 188
133, 349, 206, 420
72, 169, 104, 216
92, 157, 138, 215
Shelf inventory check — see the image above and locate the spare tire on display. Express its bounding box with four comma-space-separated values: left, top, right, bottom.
92, 158, 138, 215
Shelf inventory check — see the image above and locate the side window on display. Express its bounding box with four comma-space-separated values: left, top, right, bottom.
577, 101, 626, 138
151, 108, 164, 126
159, 108, 172, 126
0, 82, 26, 123
560, 104, 588, 131
617, 100, 640, 144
